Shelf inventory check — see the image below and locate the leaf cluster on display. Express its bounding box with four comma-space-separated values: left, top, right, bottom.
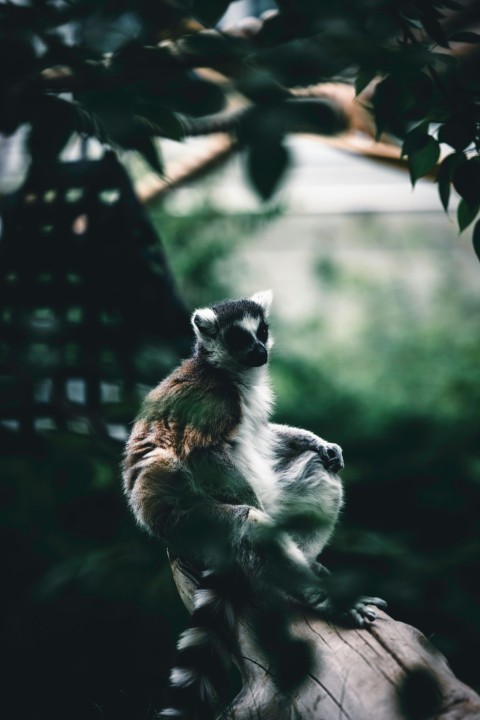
1, 0, 479, 228
367, 2, 480, 240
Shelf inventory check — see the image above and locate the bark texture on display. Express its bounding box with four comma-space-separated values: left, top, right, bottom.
170, 558, 480, 720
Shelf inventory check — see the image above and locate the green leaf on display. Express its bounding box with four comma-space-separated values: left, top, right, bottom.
405, 135, 440, 186
191, 0, 232, 25
436, 152, 466, 212
406, 75, 434, 121
355, 68, 376, 96
134, 103, 184, 141
438, 117, 477, 151
452, 158, 480, 207
27, 96, 76, 165
473, 219, 480, 262
286, 98, 348, 135
457, 199, 480, 233
247, 141, 289, 201
402, 129, 430, 157
421, 14, 450, 48
73, 104, 107, 143
131, 133, 164, 175
237, 70, 287, 105
164, 74, 226, 117
402, 128, 442, 186
118, 126, 164, 175
80, 88, 137, 145
183, 31, 242, 60
449, 31, 480, 44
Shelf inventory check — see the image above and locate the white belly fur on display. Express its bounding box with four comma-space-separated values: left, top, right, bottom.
231, 369, 279, 511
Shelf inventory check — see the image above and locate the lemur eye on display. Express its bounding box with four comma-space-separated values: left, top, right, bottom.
224, 326, 251, 351
257, 321, 268, 343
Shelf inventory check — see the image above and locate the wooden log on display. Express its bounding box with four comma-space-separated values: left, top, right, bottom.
170, 558, 480, 720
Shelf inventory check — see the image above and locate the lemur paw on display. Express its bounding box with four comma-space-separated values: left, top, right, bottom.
311, 595, 387, 627
334, 596, 387, 628
317, 442, 344, 473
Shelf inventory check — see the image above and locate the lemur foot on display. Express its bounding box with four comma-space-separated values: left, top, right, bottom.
317, 442, 344, 473
330, 596, 387, 628
312, 595, 387, 628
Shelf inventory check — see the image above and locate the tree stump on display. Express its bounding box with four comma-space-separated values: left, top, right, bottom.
170, 558, 480, 720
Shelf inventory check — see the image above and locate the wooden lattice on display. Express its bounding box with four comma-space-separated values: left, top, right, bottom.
0, 152, 191, 440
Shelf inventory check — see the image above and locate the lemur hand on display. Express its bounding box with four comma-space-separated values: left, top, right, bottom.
313, 595, 387, 628
339, 596, 388, 627
316, 442, 344, 473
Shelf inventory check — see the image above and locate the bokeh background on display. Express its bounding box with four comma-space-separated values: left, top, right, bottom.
1, 1, 480, 717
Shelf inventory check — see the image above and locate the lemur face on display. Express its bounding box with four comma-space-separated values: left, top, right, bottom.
192, 290, 273, 369
223, 313, 270, 367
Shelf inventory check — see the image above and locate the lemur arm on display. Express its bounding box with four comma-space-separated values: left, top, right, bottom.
270, 423, 344, 473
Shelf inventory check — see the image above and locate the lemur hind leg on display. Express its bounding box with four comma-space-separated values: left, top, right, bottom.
270, 424, 386, 627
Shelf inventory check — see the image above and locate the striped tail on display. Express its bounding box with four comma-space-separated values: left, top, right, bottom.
158, 570, 244, 720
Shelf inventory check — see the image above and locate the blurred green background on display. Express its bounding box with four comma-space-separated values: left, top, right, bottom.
2, 160, 480, 718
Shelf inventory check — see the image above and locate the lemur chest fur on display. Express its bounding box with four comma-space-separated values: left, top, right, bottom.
229, 369, 279, 511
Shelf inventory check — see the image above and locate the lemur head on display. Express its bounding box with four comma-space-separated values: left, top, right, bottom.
192, 290, 273, 369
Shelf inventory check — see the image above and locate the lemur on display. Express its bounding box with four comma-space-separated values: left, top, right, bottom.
123, 290, 385, 719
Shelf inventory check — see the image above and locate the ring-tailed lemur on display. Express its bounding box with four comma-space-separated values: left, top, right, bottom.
123, 290, 385, 720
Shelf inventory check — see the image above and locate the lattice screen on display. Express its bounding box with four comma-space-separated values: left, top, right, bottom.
0, 152, 191, 441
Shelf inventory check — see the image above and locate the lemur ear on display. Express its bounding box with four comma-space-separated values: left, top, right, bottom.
250, 289, 273, 317
192, 307, 218, 339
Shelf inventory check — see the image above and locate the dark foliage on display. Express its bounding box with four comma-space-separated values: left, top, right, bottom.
1, 427, 190, 720
0, 0, 479, 231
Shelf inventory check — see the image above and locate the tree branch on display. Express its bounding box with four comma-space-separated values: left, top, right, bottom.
170, 558, 480, 720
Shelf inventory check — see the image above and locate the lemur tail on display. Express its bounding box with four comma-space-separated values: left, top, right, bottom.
158, 570, 243, 720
